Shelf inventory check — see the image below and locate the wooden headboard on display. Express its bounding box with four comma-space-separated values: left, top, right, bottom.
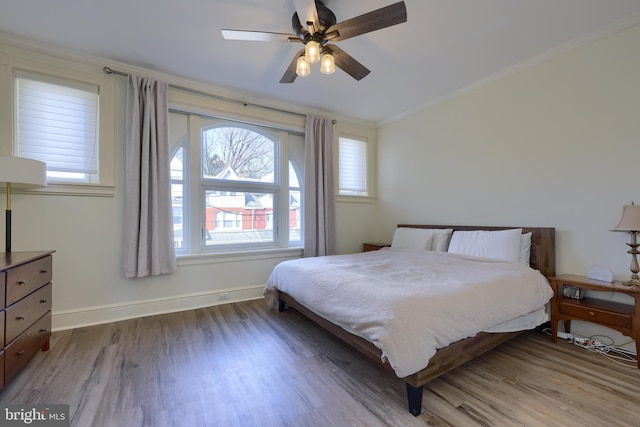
397, 224, 556, 278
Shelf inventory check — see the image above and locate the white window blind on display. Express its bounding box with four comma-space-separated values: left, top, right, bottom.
339, 136, 367, 195
16, 72, 99, 176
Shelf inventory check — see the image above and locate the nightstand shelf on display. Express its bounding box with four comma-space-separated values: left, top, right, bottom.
548, 274, 640, 367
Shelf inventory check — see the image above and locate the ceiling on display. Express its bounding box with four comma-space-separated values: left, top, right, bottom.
1, 0, 640, 125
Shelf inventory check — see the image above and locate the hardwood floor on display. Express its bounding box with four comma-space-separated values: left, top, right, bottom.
1, 299, 639, 426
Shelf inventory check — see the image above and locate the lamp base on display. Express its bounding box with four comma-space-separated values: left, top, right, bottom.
5, 208, 10, 252
622, 277, 640, 287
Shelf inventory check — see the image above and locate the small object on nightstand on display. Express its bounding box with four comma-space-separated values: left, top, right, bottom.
587, 264, 613, 282
363, 242, 391, 252
562, 285, 584, 300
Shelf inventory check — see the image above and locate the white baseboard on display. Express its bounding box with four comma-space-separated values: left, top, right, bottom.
52, 285, 265, 331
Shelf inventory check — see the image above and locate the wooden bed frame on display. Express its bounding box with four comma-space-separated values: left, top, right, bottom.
277, 225, 556, 416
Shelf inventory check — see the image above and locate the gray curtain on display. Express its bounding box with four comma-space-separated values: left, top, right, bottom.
123, 75, 177, 278
303, 115, 336, 257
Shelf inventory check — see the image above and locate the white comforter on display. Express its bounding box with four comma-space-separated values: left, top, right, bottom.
264, 248, 553, 378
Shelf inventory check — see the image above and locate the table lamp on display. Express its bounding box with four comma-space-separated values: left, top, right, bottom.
0, 156, 47, 252
611, 202, 640, 286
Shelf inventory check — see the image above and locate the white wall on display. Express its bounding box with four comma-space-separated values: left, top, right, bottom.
0, 37, 378, 330
376, 24, 640, 346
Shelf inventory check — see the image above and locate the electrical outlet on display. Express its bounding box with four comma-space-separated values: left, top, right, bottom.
218, 293, 229, 301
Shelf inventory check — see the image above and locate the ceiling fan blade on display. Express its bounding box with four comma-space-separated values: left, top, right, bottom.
293, 0, 320, 33
325, 1, 407, 42
326, 45, 370, 81
221, 29, 300, 42
280, 49, 305, 83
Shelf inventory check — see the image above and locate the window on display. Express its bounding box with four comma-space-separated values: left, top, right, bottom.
169, 111, 304, 254
170, 145, 185, 248
338, 135, 368, 196
15, 72, 100, 184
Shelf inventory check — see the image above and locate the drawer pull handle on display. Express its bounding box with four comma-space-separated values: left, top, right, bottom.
40, 299, 48, 303
17, 280, 26, 286
588, 311, 596, 317
39, 328, 49, 334
16, 350, 25, 356
40, 270, 48, 274
15, 316, 25, 321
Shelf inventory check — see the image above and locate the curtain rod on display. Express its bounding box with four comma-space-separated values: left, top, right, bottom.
103, 66, 308, 119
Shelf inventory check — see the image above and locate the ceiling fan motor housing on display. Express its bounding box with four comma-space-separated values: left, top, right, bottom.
292, 0, 336, 44
222, 1, 407, 82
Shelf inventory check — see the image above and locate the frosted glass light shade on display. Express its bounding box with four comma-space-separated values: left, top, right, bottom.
0, 156, 47, 189
305, 41, 320, 64
320, 53, 335, 74
296, 56, 310, 77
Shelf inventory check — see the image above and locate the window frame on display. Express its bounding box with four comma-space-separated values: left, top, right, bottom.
169, 109, 304, 256
3, 50, 115, 197
337, 133, 375, 201
15, 70, 100, 185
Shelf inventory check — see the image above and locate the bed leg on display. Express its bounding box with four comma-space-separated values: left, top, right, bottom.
406, 383, 423, 416
278, 299, 286, 312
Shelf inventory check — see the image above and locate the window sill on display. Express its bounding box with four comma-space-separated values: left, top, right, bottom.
177, 247, 303, 266
20, 183, 115, 197
337, 195, 376, 204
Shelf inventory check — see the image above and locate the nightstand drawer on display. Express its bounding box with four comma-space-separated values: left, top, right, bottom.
559, 301, 632, 329
4, 312, 51, 385
6, 255, 52, 306
5, 283, 52, 344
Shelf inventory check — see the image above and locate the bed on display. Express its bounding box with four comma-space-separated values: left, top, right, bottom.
264, 225, 556, 416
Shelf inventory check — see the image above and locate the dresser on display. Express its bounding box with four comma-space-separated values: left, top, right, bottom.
1, 251, 54, 389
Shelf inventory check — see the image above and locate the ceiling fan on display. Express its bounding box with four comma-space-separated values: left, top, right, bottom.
221, 0, 407, 83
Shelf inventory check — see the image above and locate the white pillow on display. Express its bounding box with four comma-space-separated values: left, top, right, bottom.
447, 228, 523, 263
432, 228, 453, 252
519, 232, 532, 266
391, 227, 434, 250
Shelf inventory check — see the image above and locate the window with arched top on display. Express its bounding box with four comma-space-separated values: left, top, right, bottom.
169, 112, 303, 254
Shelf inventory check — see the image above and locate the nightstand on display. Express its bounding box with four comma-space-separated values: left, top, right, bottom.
362, 243, 391, 252
548, 274, 640, 367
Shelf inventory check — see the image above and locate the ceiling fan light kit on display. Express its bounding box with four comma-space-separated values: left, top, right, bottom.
320, 52, 335, 74
222, 0, 407, 83
296, 55, 311, 77
305, 40, 321, 63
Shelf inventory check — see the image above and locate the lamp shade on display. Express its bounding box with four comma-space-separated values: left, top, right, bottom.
0, 156, 47, 188
612, 203, 640, 232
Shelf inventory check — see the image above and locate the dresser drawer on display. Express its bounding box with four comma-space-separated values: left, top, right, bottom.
0, 310, 4, 348
559, 300, 632, 329
5, 283, 52, 344
6, 255, 52, 306
0, 350, 4, 388
4, 312, 51, 385
0, 271, 5, 307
